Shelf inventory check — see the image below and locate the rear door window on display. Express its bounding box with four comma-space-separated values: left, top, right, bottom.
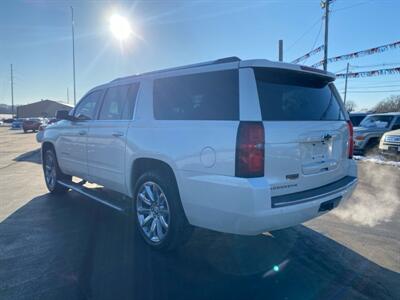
153, 70, 239, 120
253, 68, 345, 121
99, 83, 140, 120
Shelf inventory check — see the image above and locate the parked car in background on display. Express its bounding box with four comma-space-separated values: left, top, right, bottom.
22, 118, 46, 133
3, 118, 14, 124
349, 112, 369, 127
11, 118, 24, 129
353, 112, 400, 154
379, 129, 400, 159
40, 57, 357, 250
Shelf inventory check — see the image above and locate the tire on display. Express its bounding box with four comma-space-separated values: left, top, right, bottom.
43, 149, 71, 194
23, 130, 27, 133
133, 171, 192, 251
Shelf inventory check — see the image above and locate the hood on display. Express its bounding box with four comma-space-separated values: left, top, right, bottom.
353, 126, 388, 135
383, 129, 400, 137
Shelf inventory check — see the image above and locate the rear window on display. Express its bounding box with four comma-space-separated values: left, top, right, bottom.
350, 115, 366, 126
153, 70, 239, 120
254, 68, 345, 121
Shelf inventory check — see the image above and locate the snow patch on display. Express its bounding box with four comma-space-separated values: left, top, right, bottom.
354, 155, 400, 168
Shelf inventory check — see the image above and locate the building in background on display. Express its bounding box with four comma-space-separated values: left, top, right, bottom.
17, 100, 73, 118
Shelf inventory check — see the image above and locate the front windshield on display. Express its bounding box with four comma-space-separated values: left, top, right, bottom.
359, 115, 394, 128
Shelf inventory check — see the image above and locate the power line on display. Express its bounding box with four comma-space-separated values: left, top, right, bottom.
350, 62, 400, 69
331, 1, 371, 13
344, 84, 400, 89
339, 89, 400, 93
303, 19, 324, 64
285, 16, 322, 53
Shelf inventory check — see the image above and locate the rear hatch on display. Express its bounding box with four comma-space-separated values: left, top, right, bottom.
253, 67, 350, 196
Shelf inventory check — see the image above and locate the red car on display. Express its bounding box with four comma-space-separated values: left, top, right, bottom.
22, 118, 45, 133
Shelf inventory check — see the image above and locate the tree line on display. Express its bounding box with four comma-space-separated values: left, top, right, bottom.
345, 95, 400, 113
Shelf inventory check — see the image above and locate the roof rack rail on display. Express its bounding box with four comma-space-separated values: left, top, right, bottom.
111, 56, 241, 83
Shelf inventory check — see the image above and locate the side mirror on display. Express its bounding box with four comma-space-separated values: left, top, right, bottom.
55, 110, 72, 121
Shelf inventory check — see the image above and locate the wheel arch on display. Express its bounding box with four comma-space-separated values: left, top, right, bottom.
128, 157, 188, 220
130, 157, 179, 193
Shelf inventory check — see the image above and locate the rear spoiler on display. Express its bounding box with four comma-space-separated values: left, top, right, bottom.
240, 59, 336, 81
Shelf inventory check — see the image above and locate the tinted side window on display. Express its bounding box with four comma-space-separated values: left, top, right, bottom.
254, 68, 345, 121
99, 83, 139, 120
74, 90, 103, 120
350, 115, 366, 127
153, 70, 239, 120
392, 117, 400, 130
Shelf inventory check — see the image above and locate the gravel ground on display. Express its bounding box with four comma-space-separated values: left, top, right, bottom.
0, 127, 399, 300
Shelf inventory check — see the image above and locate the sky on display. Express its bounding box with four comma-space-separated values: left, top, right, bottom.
0, 0, 399, 111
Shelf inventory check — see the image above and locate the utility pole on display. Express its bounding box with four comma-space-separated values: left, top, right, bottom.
278, 40, 283, 62
343, 62, 350, 105
322, 0, 331, 71
10, 64, 14, 117
71, 6, 76, 106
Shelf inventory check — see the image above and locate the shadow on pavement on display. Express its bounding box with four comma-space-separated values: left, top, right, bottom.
13, 149, 41, 164
0, 192, 399, 300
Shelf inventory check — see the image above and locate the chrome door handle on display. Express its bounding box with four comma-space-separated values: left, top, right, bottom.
112, 131, 124, 137
78, 130, 87, 136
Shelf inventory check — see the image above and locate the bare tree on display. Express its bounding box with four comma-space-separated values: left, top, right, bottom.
345, 100, 357, 112
373, 95, 400, 113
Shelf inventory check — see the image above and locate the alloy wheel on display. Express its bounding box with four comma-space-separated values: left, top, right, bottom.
136, 181, 170, 243
44, 152, 57, 190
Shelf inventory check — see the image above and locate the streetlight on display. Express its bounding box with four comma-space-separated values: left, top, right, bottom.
109, 14, 132, 41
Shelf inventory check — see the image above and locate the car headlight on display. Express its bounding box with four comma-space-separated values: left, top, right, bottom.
354, 135, 365, 141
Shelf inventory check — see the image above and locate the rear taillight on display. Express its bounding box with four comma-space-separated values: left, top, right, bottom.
235, 122, 265, 177
347, 120, 354, 159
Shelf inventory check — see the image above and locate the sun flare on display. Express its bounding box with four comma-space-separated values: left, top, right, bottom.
109, 14, 132, 41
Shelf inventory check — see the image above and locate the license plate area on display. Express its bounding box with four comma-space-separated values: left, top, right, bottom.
388, 146, 400, 153
301, 141, 332, 162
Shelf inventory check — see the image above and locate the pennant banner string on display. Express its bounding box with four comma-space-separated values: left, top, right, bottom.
336, 67, 400, 78
312, 41, 400, 68
291, 45, 324, 64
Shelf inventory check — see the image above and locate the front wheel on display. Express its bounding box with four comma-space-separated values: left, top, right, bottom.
133, 171, 192, 251
43, 149, 70, 194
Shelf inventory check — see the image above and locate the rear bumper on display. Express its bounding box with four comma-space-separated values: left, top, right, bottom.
232, 178, 357, 234
179, 160, 358, 235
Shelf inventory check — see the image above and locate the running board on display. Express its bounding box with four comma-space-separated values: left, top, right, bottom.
58, 180, 128, 213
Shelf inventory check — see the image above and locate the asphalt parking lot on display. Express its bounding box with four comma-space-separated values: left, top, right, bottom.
0, 127, 399, 300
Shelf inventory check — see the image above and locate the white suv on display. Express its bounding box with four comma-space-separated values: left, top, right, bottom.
41, 57, 358, 250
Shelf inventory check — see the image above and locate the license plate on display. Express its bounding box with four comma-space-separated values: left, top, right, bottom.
312, 142, 329, 160
388, 146, 400, 153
